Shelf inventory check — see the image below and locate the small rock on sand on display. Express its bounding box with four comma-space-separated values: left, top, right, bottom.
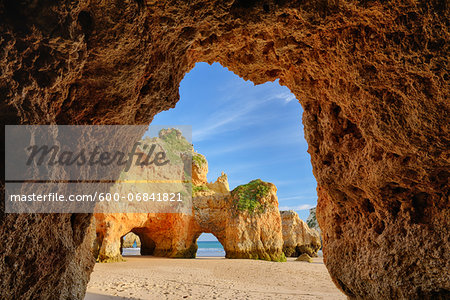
296, 253, 313, 263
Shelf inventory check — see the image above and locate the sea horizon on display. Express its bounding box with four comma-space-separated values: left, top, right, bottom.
122, 241, 226, 258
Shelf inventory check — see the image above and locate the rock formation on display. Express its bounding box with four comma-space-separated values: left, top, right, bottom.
94, 212, 200, 262
192, 153, 208, 186
93, 130, 200, 261
94, 142, 285, 262
306, 207, 320, 233
122, 232, 141, 248
296, 253, 313, 263
280, 210, 321, 257
1, 0, 448, 299
195, 178, 285, 261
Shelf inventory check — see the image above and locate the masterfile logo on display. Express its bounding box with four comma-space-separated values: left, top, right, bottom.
4, 125, 193, 214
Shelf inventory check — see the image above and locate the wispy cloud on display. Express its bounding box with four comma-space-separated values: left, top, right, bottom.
278, 195, 313, 201
207, 155, 305, 181
192, 75, 298, 142
278, 204, 315, 211
192, 95, 272, 142
201, 128, 306, 157
273, 91, 297, 103
272, 180, 306, 187
193, 112, 244, 141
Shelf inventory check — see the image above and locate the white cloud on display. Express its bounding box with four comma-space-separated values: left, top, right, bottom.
278, 204, 315, 211
192, 94, 273, 142
273, 91, 296, 103
190, 72, 299, 142
200, 127, 306, 157
278, 195, 311, 201
271, 180, 298, 187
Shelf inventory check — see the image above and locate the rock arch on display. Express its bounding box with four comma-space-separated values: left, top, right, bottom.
94, 157, 286, 262
126, 228, 156, 256
120, 230, 156, 256
0, 1, 448, 299
94, 212, 200, 261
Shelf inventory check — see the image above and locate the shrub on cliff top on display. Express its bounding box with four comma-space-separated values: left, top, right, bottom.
231, 179, 271, 213
159, 129, 192, 164
160, 129, 192, 152
192, 153, 206, 168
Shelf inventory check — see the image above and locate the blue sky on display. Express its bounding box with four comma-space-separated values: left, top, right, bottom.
150, 62, 317, 241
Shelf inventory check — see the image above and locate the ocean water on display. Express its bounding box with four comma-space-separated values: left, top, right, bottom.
122, 247, 140, 256
196, 241, 225, 257
122, 241, 225, 257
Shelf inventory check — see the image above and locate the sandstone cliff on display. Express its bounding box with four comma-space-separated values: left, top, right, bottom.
195, 178, 285, 261
94, 138, 285, 262
94, 212, 200, 262
93, 130, 201, 261
280, 210, 321, 257
1, 1, 448, 299
306, 207, 321, 233
192, 152, 208, 186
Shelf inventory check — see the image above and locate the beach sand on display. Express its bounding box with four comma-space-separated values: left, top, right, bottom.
85, 256, 345, 300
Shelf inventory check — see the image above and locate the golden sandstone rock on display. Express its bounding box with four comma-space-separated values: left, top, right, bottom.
296, 253, 313, 263
1, 1, 448, 299
94, 146, 286, 262
121, 232, 141, 248
280, 210, 321, 257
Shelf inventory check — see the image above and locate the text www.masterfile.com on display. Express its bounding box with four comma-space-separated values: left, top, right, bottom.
9, 192, 186, 202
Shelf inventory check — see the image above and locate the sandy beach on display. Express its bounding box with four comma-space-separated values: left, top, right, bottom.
85, 256, 345, 300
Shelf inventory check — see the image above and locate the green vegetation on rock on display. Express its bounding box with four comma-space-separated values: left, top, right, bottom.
192, 153, 207, 168
159, 129, 192, 164
118, 171, 127, 181
160, 129, 192, 152
306, 207, 320, 232
231, 179, 271, 213
192, 184, 210, 195
225, 250, 286, 262
275, 252, 287, 262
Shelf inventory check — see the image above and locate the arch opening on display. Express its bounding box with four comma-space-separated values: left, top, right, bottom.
152, 62, 317, 221
131, 228, 157, 256
120, 229, 158, 256
195, 233, 225, 258
120, 232, 141, 256
92, 62, 320, 264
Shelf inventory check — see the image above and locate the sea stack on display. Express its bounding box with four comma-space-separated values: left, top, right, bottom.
280, 210, 321, 257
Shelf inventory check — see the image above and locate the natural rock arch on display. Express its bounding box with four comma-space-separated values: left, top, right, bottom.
127, 228, 156, 256
94, 160, 286, 263
0, 1, 448, 299
94, 212, 200, 261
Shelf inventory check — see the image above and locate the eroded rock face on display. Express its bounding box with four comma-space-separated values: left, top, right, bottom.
122, 232, 141, 248
306, 207, 320, 233
0, 213, 95, 299
192, 152, 208, 186
94, 212, 199, 261
1, 0, 448, 299
94, 150, 285, 262
195, 178, 285, 261
280, 210, 321, 257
